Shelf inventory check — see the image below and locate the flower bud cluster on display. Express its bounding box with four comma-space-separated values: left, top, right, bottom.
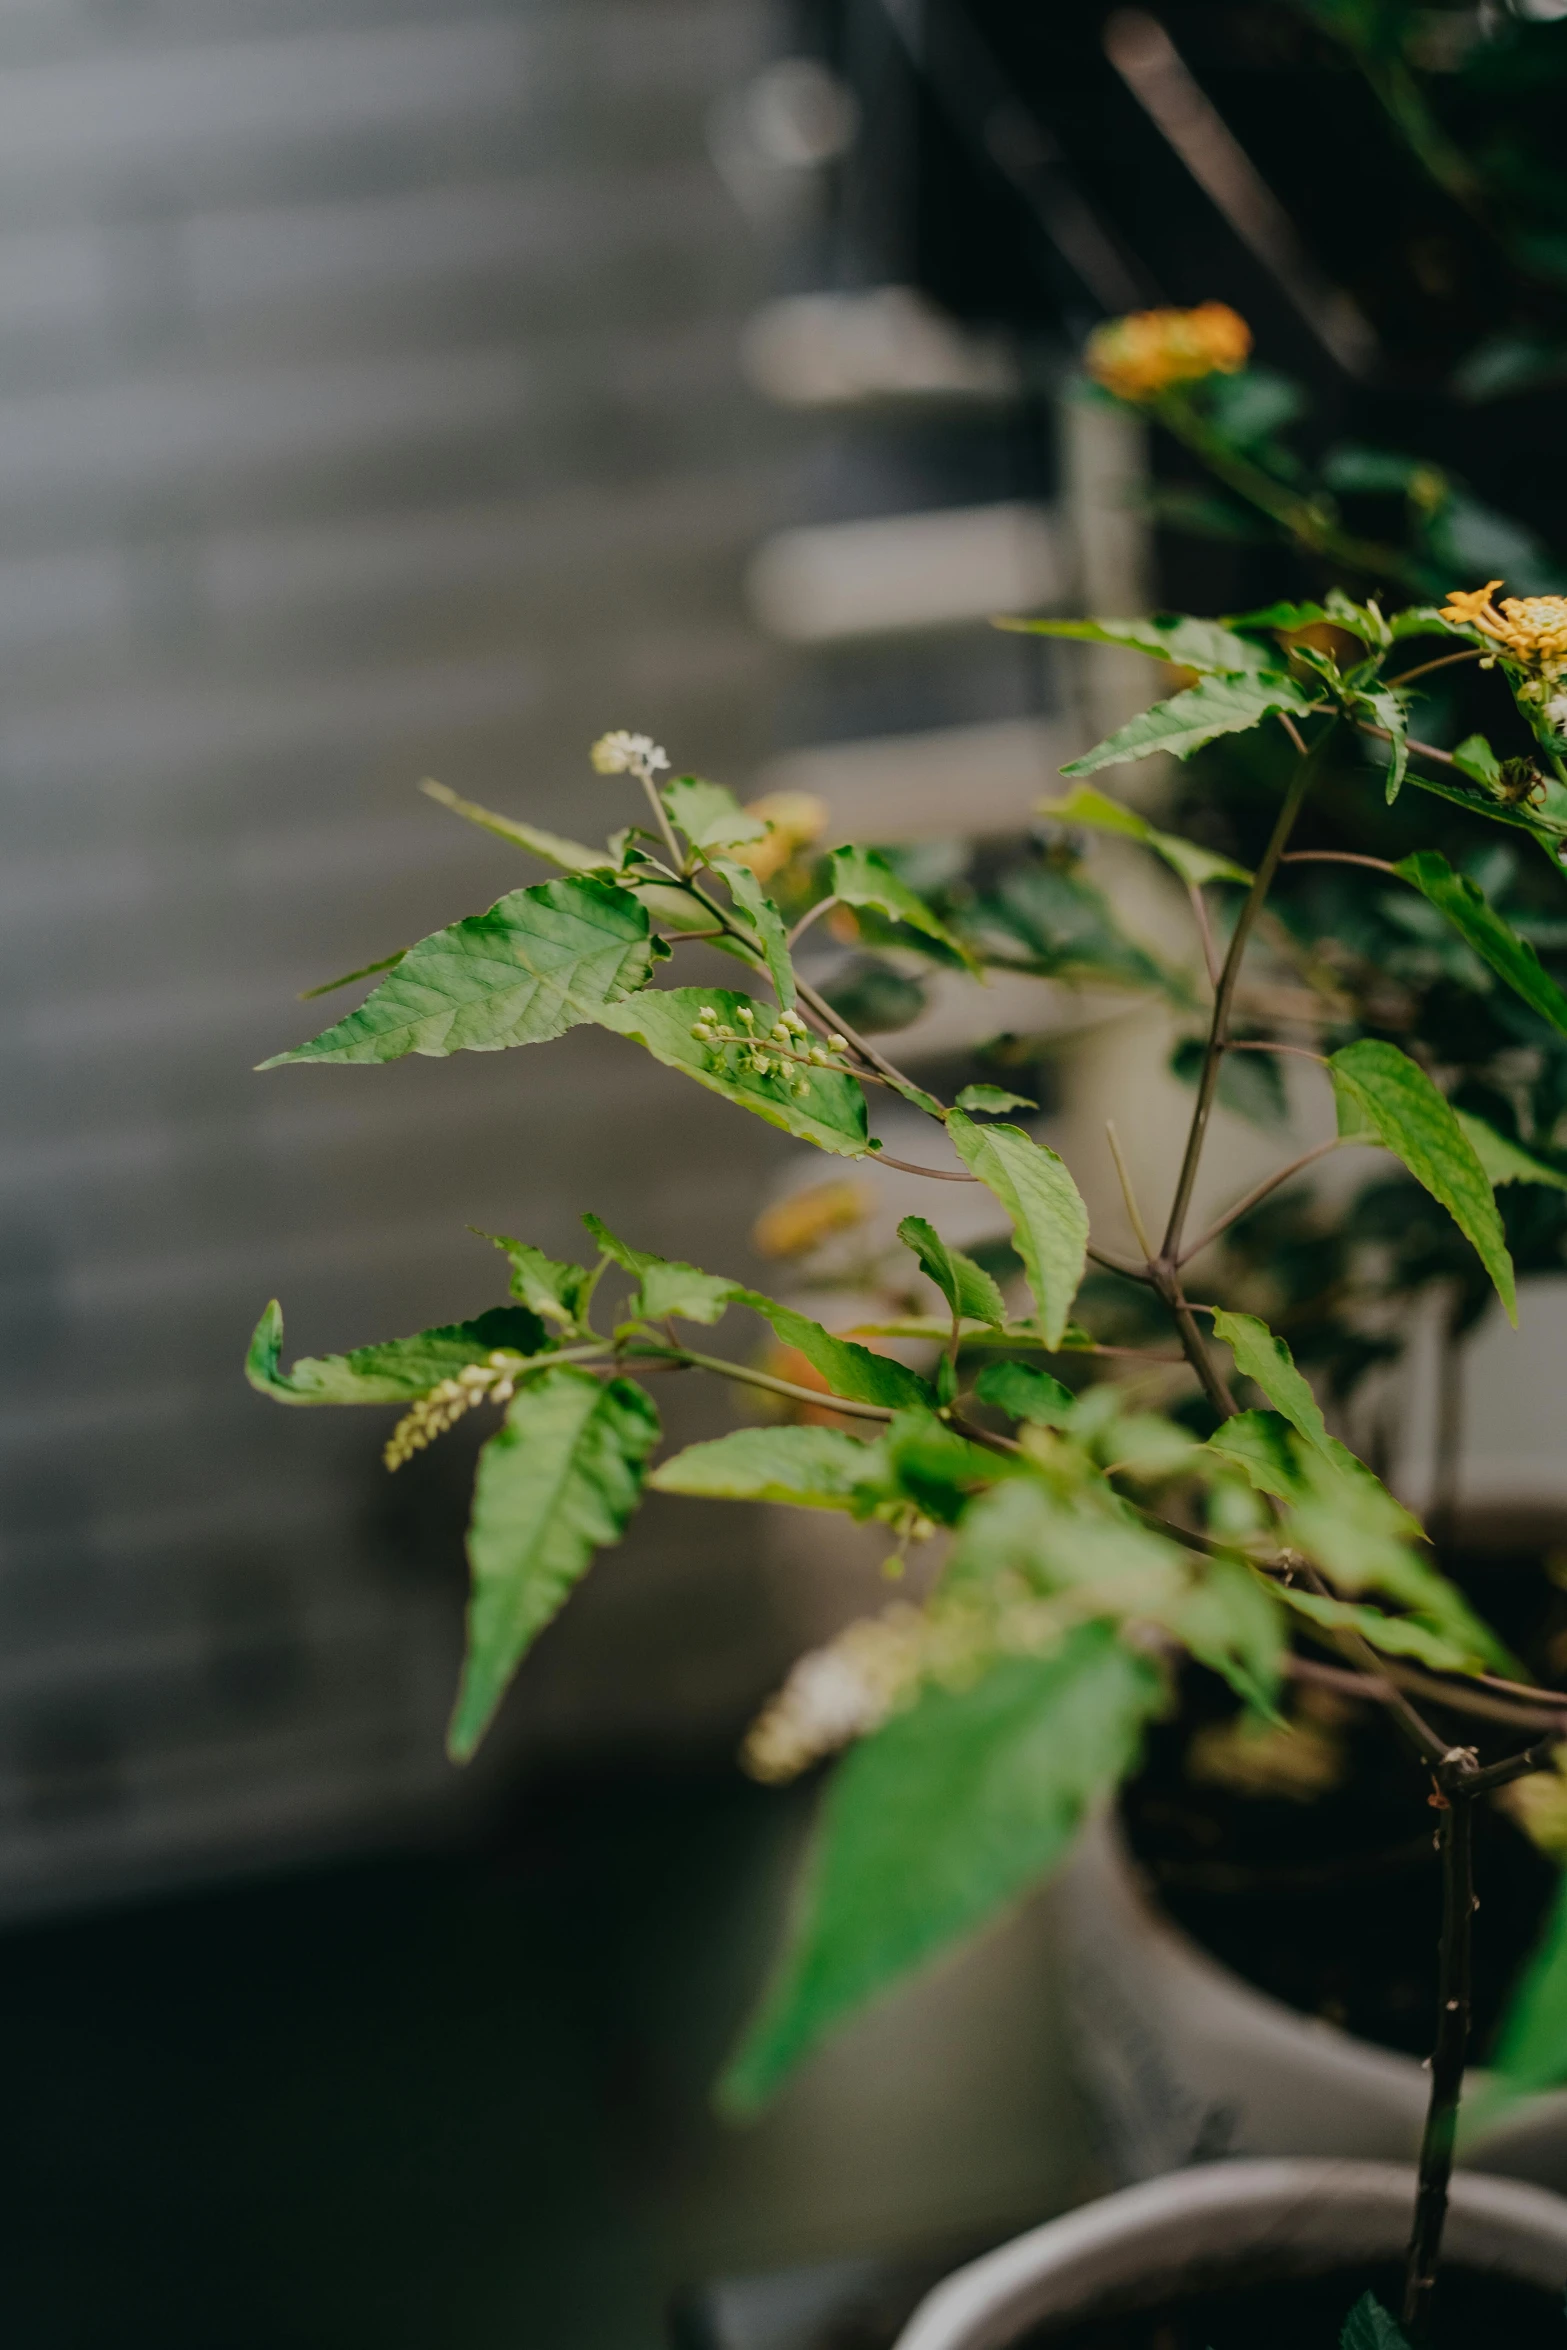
384, 1350, 526, 1470
687, 1003, 850, 1098
1085, 302, 1251, 403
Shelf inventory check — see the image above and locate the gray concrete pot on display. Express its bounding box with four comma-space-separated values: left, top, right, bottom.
1057, 1813, 1567, 2192
892, 2159, 1567, 2350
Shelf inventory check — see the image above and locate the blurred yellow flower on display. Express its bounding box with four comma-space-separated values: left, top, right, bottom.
752, 1178, 870, 1259
1085, 302, 1251, 403
730, 789, 829, 881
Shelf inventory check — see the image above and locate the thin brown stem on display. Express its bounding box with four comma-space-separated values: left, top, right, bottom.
1289, 1652, 1567, 1733
1177, 1136, 1344, 1266
1224, 1039, 1329, 1065
1280, 850, 1398, 875
663, 1344, 894, 1424
1159, 732, 1329, 1269
787, 894, 840, 947
1385, 648, 1482, 690
637, 771, 687, 873
1186, 880, 1221, 990
1105, 1121, 1155, 1262
1403, 1761, 1476, 2342
869, 1153, 977, 1182
794, 973, 939, 1107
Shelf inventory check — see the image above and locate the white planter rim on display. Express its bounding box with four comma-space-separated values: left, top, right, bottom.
893, 2159, 1567, 2350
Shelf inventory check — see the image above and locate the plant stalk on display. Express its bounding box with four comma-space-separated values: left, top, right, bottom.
1403, 1761, 1477, 2341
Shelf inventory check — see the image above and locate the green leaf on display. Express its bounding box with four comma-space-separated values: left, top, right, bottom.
1394, 851, 1567, 1036
1061, 671, 1314, 777
1355, 685, 1408, 802
998, 612, 1275, 675
478, 1232, 596, 1327
974, 1361, 1075, 1426
882, 1409, 1020, 1524
596, 987, 871, 1158
1224, 600, 1328, 633
1328, 1039, 1516, 1322
264, 876, 658, 1068
579, 1213, 740, 1325
1037, 782, 1253, 887
1492, 1873, 1567, 2098
976, 862, 1179, 997
663, 775, 767, 853
1209, 1311, 1338, 1463
1456, 1110, 1567, 1191
649, 1425, 886, 1511
954, 1084, 1038, 1114
947, 1112, 1088, 1350
418, 778, 614, 872
299, 949, 407, 1001
1202, 1366, 1423, 1542
449, 1369, 659, 1760
829, 844, 980, 973
718, 1625, 1159, 2109
1168, 1553, 1285, 1718
736, 1292, 935, 1412
1341, 2291, 1411, 2350
896, 1216, 1007, 1330
245, 1298, 549, 1406
1275, 1585, 1485, 1674
710, 858, 796, 1010
1451, 733, 1502, 791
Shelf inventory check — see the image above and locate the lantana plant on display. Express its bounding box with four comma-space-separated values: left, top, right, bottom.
251, 302, 1567, 2337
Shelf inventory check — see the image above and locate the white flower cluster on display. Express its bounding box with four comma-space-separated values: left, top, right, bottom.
589, 730, 669, 785
743, 1608, 929, 1782
384, 1349, 527, 1471
688, 1003, 850, 1098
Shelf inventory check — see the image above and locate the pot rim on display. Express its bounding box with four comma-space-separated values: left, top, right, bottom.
893, 2159, 1567, 2350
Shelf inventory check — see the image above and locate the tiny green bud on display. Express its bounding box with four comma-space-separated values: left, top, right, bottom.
738, 1005, 756, 1025
697, 1006, 717, 1022
827, 1033, 848, 1053
808, 1046, 830, 1066
770, 1022, 789, 1042
690, 1022, 712, 1042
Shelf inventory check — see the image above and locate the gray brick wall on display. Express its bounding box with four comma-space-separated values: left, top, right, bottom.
0, 0, 801, 1916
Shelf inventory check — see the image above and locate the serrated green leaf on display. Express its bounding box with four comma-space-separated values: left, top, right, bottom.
476, 1231, 596, 1327
449, 1369, 659, 1760
1062, 670, 1314, 777
245, 1298, 550, 1406
896, 1216, 1007, 1330
998, 612, 1274, 675
947, 1112, 1088, 1349
1276, 1585, 1484, 1674
418, 778, 614, 872
1456, 1110, 1567, 1190
954, 1084, 1038, 1114
579, 1212, 740, 1325
882, 1410, 1020, 1523
1492, 1872, 1567, 2099
663, 775, 768, 853
1202, 1384, 1423, 1544
1356, 685, 1409, 802
1341, 2290, 1411, 2350
718, 1625, 1159, 2109
596, 987, 871, 1158
649, 1425, 887, 1511
264, 876, 658, 1067
1329, 1039, 1516, 1321
1167, 1553, 1285, 1718
1394, 851, 1567, 1035
973, 1361, 1074, 1426
975, 861, 1179, 998
710, 858, 796, 1010
736, 1292, 935, 1412
1037, 782, 1254, 888
1451, 733, 1502, 790
829, 844, 980, 973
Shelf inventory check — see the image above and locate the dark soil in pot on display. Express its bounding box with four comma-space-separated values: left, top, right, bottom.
1014, 2261, 1562, 2349
1119, 1535, 1566, 2058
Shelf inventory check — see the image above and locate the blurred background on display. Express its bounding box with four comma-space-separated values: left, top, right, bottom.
6, 2, 1567, 2344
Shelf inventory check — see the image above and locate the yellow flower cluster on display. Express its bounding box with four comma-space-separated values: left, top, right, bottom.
1085, 302, 1251, 403
752, 1177, 870, 1259
384, 1352, 524, 1470
729, 788, 829, 883
1441, 580, 1567, 674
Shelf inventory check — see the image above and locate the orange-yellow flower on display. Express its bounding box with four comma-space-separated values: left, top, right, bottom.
752, 1179, 870, 1259
1085, 302, 1252, 403
729, 789, 829, 882
1441, 580, 1567, 673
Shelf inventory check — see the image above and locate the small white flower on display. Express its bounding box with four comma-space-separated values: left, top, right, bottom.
589, 729, 670, 782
